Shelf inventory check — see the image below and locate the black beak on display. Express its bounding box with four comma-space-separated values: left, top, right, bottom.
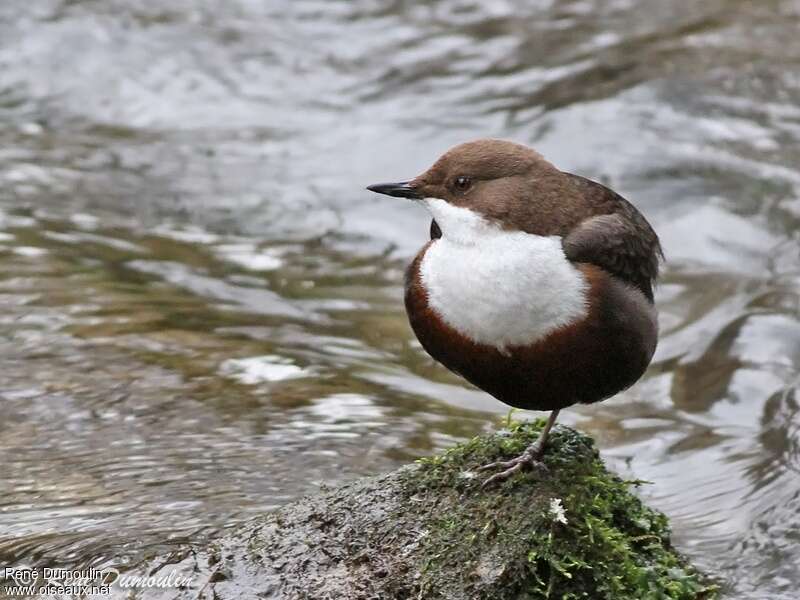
366, 181, 422, 200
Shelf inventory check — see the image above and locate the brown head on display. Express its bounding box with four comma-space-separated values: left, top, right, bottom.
367, 139, 593, 237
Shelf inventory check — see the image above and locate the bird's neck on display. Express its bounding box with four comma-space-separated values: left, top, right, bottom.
422, 198, 505, 246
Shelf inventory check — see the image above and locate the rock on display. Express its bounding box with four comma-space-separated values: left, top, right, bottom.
127, 421, 718, 599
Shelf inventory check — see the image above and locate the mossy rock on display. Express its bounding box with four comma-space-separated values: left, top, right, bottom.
132, 421, 718, 599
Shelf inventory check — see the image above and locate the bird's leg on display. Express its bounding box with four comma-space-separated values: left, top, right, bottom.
479, 409, 560, 487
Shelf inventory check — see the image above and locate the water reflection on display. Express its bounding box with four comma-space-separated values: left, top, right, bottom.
0, 1, 799, 598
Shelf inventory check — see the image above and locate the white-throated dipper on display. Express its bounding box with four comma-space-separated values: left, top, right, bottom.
367, 139, 661, 486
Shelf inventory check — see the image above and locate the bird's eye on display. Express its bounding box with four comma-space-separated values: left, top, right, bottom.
454, 176, 472, 191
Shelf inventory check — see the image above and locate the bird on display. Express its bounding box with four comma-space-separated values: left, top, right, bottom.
367, 139, 661, 487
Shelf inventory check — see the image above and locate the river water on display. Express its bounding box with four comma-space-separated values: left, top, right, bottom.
0, 1, 799, 598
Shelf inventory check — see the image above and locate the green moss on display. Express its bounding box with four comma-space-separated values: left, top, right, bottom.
402, 420, 718, 600
132, 421, 718, 600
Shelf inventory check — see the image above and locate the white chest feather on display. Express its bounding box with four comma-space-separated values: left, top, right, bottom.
419, 199, 589, 349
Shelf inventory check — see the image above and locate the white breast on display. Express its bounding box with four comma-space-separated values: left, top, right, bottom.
419, 199, 589, 349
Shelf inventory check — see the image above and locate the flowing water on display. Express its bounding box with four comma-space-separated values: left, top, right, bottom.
1, 1, 799, 597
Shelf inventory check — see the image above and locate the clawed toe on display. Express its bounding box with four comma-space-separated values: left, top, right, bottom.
479, 454, 547, 488
477, 459, 518, 472
480, 460, 525, 487
478, 411, 560, 488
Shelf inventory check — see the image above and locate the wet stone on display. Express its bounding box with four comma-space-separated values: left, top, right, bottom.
129, 422, 717, 600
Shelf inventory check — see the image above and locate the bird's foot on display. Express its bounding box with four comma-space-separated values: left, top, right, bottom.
478, 443, 548, 488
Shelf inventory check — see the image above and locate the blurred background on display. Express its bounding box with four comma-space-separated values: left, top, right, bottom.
0, 1, 798, 598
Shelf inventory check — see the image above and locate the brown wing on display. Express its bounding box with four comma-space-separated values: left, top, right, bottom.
562, 174, 663, 302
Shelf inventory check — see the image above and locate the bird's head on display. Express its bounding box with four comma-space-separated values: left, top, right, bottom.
367, 139, 583, 244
